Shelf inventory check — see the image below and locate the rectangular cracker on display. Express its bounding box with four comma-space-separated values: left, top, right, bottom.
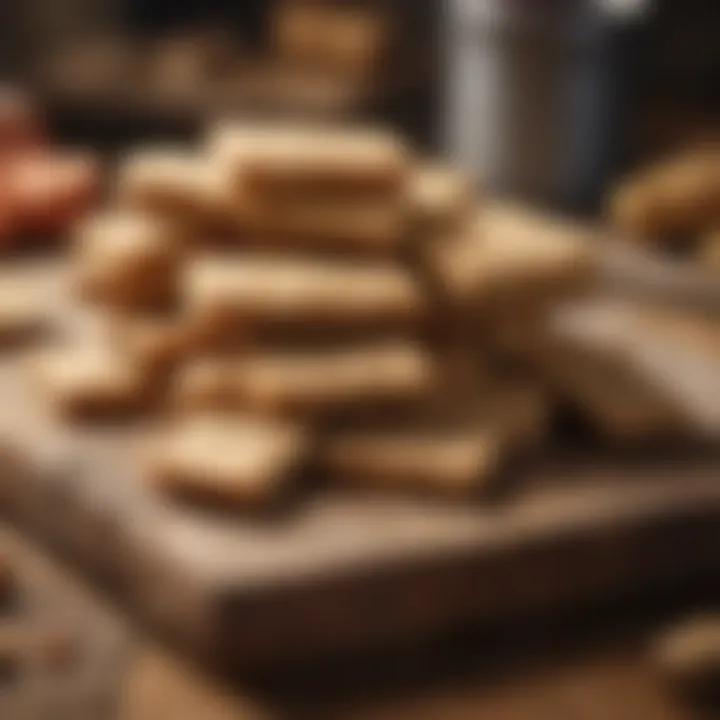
322, 429, 503, 496
321, 381, 547, 496
31, 346, 149, 420
240, 196, 407, 254
175, 342, 435, 418
74, 211, 181, 310
507, 298, 701, 440
116, 147, 243, 235
148, 414, 309, 508
171, 358, 237, 413
234, 342, 435, 417
426, 200, 599, 316
610, 149, 720, 241
206, 121, 409, 195
184, 255, 425, 346
0, 278, 48, 347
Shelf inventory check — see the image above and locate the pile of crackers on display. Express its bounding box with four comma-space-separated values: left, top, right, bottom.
32, 123, 602, 508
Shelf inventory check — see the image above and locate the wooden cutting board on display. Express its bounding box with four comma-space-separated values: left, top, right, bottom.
0, 258, 720, 670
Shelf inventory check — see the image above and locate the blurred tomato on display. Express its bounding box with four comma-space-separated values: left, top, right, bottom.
8, 151, 101, 237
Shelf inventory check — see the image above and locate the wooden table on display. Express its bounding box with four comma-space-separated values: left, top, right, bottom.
251, 583, 720, 720
125, 591, 720, 720
3, 519, 717, 720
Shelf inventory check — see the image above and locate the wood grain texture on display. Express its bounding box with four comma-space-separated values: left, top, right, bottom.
13, 527, 714, 720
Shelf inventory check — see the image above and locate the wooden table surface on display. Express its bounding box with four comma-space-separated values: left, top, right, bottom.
122, 606, 719, 720
115, 568, 720, 720
2, 522, 716, 720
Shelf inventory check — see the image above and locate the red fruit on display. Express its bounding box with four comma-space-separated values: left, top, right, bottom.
8, 151, 102, 237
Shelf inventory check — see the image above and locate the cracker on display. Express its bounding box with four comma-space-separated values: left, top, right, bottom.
74, 211, 181, 310
610, 150, 720, 241
322, 427, 503, 495
184, 255, 424, 345
0, 278, 48, 346
149, 414, 308, 508
172, 358, 237, 412
206, 122, 409, 194
116, 147, 241, 234
426, 201, 599, 316
509, 299, 695, 440
322, 381, 547, 495
32, 346, 149, 420
227, 342, 435, 417
241, 196, 407, 254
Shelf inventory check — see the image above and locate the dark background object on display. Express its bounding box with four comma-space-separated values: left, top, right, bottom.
124, 0, 268, 48
628, 0, 720, 164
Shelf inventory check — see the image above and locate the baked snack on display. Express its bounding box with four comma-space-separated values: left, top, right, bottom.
407, 163, 474, 232
210, 341, 435, 417
32, 346, 149, 420
172, 358, 237, 412
609, 149, 720, 242
0, 278, 48, 346
116, 147, 241, 234
506, 299, 696, 440
184, 254, 424, 346
74, 211, 181, 309
426, 200, 599, 318
206, 122, 409, 195
149, 414, 308, 508
322, 381, 546, 495
240, 196, 407, 254
322, 426, 503, 495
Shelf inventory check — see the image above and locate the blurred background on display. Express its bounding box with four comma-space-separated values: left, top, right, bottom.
0, 0, 716, 206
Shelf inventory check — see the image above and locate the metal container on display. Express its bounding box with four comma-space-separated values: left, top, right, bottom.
444, 0, 649, 212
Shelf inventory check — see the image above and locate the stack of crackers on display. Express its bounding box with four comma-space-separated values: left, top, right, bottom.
32, 122, 608, 509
